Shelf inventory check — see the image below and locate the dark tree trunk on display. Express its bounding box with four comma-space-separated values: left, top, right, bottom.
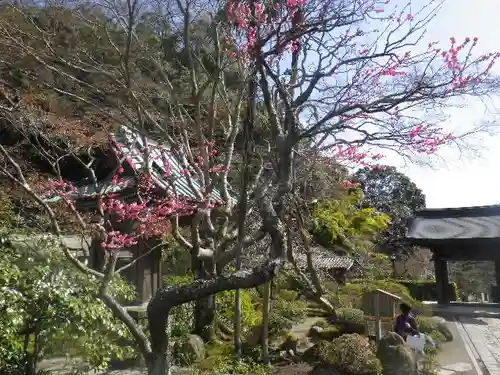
194, 294, 216, 341
147, 259, 282, 375
192, 254, 216, 341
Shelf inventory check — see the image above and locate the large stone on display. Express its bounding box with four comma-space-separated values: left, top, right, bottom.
172, 334, 205, 366
436, 321, 453, 342
430, 316, 446, 324
376, 332, 416, 375
309, 325, 342, 341
281, 333, 299, 352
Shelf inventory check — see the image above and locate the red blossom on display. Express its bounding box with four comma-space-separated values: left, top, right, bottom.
343, 180, 361, 189
43, 134, 228, 253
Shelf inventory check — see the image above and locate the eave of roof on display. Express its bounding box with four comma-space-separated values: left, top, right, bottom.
413, 204, 500, 219
45, 126, 226, 203
408, 204, 500, 244
294, 254, 359, 270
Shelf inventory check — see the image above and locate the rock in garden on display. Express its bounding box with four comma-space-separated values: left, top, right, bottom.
172, 334, 205, 366
309, 325, 341, 341
281, 333, 299, 352
430, 316, 446, 324
376, 332, 416, 375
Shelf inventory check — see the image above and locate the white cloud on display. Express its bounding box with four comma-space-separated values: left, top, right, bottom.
388, 0, 500, 208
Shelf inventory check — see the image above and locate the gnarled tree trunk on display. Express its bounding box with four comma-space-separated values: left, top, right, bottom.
261, 280, 271, 364
194, 294, 216, 341
147, 259, 283, 375
192, 248, 217, 342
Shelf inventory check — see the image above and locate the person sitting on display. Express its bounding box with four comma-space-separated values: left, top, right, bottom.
394, 302, 418, 341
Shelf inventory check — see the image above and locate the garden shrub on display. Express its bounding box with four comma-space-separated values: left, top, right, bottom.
199, 341, 272, 375
278, 289, 299, 301
274, 268, 302, 291
336, 308, 365, 325
268, 312, 294, 338
333, 308, 367, 335
197, 356, 273, 375
164, 275, 195, 337
416, 316, 453, 343
217, 289, 261, 333
307, 334, 381, 375
274, 297, 308, 322
334, 283, 366, 308
247, 296, 309, 344
0, 235, 135, 373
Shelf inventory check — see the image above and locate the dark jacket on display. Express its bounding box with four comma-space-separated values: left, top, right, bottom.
394, 313, 418, 339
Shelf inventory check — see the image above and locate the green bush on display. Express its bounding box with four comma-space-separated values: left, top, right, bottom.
274, 297, 308, 322
0, 235, 135, 373
217, 289, 262, 333
164, 275, 195, 337
307, 334, 381, 375
334, 308, 367, 335
268, 313, 294, 338
416, 316, 453, 343
248, 296, 308, 341
199, 342, 273, 375
278, 289, 299, 301
198, 356, 273, 375
274, 269, 302, 291
336, 308, 365, 325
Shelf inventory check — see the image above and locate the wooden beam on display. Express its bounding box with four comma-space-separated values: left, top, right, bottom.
434, 256, 450, 305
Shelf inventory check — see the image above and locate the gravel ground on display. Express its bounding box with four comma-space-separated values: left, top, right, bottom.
38, 357, 196, 374
40, 357, 314, 374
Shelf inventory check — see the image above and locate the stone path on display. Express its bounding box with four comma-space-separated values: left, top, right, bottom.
436, 318, 477, 375
459, 316, 500, 375
439, 363, 476, 375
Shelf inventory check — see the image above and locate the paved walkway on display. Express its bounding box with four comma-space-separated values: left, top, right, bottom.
437, 319, 477, 375
459, 316, 500, 375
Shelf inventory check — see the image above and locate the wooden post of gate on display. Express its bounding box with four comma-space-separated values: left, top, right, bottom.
362, 289, 402, 342
374, 291, 381, 341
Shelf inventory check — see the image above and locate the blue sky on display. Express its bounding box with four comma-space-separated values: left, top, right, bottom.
385, 0, 500, 208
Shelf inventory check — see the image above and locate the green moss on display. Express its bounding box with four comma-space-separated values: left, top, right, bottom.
199, 342, 272, 375
217, 289, 262, 330
313, 319, 330, 329
278, 289, 299, 301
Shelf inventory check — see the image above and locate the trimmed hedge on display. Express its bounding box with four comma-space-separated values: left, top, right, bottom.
337, 280, 425, 310
346, 279, 460, 302
395, 280, 460, 302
